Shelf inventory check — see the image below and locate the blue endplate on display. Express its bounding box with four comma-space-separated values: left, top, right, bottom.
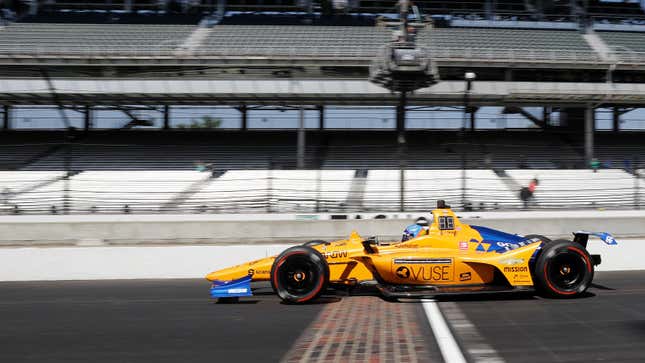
575, 231, 618, 245
210, 275, 253, 298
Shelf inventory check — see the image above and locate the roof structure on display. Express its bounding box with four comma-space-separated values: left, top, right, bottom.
2, 79, 645, 106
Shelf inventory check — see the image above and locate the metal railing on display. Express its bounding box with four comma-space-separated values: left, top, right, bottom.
2, 45, 643, 65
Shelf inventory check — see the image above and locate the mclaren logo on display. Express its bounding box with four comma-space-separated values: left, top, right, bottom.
396, 266, 410, 278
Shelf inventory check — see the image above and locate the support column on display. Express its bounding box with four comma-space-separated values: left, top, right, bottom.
543, 107, 550, 129
216, 0, 227, 20
2, 105, 9, 130
613, 106, 620, 132
83, 105, 92, 132
396, 92, 407, 135
163, 105, 170, 130
585, 104, 595, 166
297, 107, 306, 169
396, 92, 407, 212
635, 169, 640, 210
124, 0, 133, 12
485, 0, 494, 20
29, 0, 39, 15
240, 105, 247, 131
469, 107, 476, 131
400, 167, 405, 212
318, 105, 324, 131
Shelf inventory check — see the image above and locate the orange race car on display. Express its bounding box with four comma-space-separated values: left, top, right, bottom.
206, 201, 617, 304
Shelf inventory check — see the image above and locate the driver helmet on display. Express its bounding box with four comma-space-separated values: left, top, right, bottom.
415, 217, 429, 227
402, 216, 430, 241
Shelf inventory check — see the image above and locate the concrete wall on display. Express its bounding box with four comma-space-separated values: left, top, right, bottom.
0, 239, 639, 281
0, 210, 644, 246
0, 210, 642, 281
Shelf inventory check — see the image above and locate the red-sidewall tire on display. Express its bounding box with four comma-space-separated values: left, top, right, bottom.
533, 240, 594, 298
270, 246, 329, 304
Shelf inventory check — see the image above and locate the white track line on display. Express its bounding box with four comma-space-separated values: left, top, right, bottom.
422, 299, 467, 363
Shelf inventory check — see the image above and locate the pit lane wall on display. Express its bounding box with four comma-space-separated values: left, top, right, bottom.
0, 210, 644, 280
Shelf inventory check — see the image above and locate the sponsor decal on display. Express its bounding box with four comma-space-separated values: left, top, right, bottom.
322, 251, 348, 259
396, 266, 410, 279
499, 258, 525, 266
459, 272, 472, 281
248, 269, 270, 276
496, 240, 538, 252
227, 288, 248, 294
503, 266, 528, 273
411, 265, 451, 281
396, 265, 452, 282
512, 273, 532, 284
459, 241, 468, 250
395, 244, 419, 248
393, 258, 452, 265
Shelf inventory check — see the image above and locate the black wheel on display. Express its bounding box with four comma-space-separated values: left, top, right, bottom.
523, 234, 552, 243
533, 240, 594, 298
270, 246, 329, 304
303, 240, 327, 247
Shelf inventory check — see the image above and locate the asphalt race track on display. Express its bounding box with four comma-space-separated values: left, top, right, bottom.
1, 271, 645, 362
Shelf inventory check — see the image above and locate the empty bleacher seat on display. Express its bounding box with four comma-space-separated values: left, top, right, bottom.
507, 169, 638, 209
180, 170, 355, 213
65, 170, 210, 213
597, 31, 645, 61
199, 25, 391, 58
420, 27, 597, 61
363, 169, 518, 211
0, 23, 195, 56
0, 171, 63, 213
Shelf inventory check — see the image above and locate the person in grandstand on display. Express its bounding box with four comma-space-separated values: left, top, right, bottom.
519, 178, 539, 208
401, 216, 431, 241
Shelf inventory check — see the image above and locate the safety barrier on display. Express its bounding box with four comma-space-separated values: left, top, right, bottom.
0, 210, 644, 280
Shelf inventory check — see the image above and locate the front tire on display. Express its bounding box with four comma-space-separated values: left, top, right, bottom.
533, 240, 594, 298
270, 246, 329, 304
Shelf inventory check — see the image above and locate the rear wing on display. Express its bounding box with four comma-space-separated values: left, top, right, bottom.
573, 231, 618, 248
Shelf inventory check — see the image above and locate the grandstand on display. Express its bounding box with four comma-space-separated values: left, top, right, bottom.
0, 0, 645, 214
0, 23, 195, 56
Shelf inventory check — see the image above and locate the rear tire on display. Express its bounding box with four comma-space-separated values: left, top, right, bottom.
270, 246, 329, 304
533, 240, 594, 298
